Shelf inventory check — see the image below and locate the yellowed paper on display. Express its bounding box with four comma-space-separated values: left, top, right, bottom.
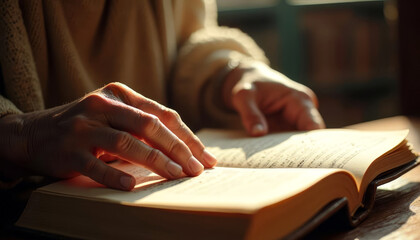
198, 129, 408, 185
40, 162, 347, 213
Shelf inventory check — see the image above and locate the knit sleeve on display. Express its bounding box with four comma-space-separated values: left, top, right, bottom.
170, 0, 269, 131
0, 0, 43, 189
0, 0, 44, 118
0, 62, 22, 117
0, 94, 22, 117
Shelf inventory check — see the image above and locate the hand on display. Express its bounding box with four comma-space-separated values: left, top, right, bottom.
0, 83, 217, 190
223, 62, 325, 136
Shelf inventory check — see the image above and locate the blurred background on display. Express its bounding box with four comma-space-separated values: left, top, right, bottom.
216, 0, 419, 127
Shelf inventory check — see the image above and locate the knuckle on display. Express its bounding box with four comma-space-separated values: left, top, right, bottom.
68, 115, 89, 134
101, 82, 130, 104
103, 82, 126, 92
287, 88, 310, 101
100, 166, 112, 186
293, 90, 316, 107
141, 114, 160, 135
81, 156, 99, 175
168, 140, 185, 155
113, 132, 135, 152
295, 85, 315, 100
162, 108, 182, 129
144, 148, 162, 167
232, 87, 255, 107
183, 135, 202, 149
80, 93, 107, 111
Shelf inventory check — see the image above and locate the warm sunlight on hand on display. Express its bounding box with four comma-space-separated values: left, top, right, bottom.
1, 83, 216, 191
223, 62, 325, 136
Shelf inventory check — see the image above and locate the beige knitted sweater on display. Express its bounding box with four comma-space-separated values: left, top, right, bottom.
0, 0, 268, 130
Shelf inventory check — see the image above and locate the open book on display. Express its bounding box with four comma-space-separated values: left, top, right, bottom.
16, 129, 419, 239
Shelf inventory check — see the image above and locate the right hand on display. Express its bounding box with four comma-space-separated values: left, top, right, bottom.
0, 83, 217, 190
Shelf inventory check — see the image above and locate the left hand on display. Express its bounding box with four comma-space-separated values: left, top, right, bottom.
222, 61, 325, 136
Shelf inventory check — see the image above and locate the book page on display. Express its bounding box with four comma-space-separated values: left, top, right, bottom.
197, 129, 409, 186
40, 161, 352, 213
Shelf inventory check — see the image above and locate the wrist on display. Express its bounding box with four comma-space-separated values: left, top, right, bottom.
0, 113, 31, 180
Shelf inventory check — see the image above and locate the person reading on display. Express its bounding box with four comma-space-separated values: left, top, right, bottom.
0, 0, 324, 190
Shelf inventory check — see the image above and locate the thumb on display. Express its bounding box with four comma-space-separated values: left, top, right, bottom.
232, 86, 268, 136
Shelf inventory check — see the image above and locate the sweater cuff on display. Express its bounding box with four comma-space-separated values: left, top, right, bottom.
0, 94, 22, 118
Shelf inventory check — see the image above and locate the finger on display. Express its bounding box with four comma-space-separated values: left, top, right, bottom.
282, 94, 326, 131
296, 100, 326, 130
295, 88, 325, 130
89, 127, 186, 179
110, 86, 216, 168
76, 153, 135, 191
138, 106, 217, 168
85, 95, 203, 176
99, 84, 212, 170
232, 83, 268, 136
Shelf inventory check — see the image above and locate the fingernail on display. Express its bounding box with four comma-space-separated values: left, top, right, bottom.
120, 175, 134, 189
167, 161, 183, 178
251, 124, 266, 135
203, 150, 217, 166
188, 156, 204, 175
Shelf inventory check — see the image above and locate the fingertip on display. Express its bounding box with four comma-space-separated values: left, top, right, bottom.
250, 123, 268, 136
80, 155, 135, 191
201, 150, 217, 168
119, 175, 135, 190
187, 156, 204, 176
166, 161, 183, 179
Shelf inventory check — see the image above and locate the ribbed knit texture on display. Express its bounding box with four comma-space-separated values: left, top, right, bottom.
0, 0, 44, 116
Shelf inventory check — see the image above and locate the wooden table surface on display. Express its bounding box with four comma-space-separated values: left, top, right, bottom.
306, 115, 420, 239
